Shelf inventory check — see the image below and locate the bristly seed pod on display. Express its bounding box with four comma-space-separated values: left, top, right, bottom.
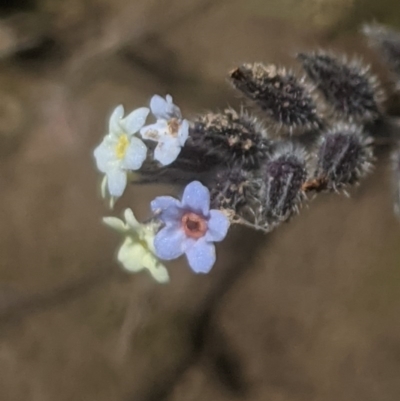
314, 123, 374, 190
391, 146, 400, 219
229, 63, 322, 132
190, 108, 271, 170
363, 24, 400, 87
209, 163, 255, 213
261, 144, 308, 222
297, 52, 383, 122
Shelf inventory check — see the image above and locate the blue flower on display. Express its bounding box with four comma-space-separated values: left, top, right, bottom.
151, 181, 230, 273
140, 95, 189, 166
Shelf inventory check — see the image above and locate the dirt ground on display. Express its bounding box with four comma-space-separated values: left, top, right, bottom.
0, 1, 400, 400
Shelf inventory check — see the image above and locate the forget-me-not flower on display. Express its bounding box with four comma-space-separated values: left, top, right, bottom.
151, 181, 230, 274
94, 105, 149, 199
103, 208, 169, 283
140, 95, 189, 166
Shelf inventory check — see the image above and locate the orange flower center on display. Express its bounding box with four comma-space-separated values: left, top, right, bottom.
182, 212, 207, 239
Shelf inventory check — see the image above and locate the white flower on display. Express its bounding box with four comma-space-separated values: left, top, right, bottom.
94, 105, 150, 199
103, 209, 170, 284
140, 95, 189, 166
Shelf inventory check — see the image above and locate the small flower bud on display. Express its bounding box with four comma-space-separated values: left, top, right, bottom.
315, 123, 374, 190
261, 144, 308, 222
229, 63, 322, 132
363, 24, 400, 86
190, 108, 271, 169
297, 52, 383, 122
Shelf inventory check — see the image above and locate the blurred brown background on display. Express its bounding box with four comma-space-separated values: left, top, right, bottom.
0, 0, 400, 400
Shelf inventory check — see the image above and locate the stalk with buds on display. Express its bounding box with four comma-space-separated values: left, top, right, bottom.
93, 24, 400, 281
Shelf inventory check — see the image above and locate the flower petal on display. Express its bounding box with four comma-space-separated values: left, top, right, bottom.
106, 168, 127, 197
122, 136, 147, 170
181, 181, 210, 215
154, 138, 181, 166
120, 107, 150, 135
141, 253, 170, 283
102, 216, 127, 232
117, 237, 146, 272
165, 94, 182, 119
151, 196, 180, 212
123, 208, 141, 231
150, 94, 182, 119
142, 224, 158, 253
151, 196, 183, 223
93, 139, 116, 173
185, 237, 216, 274
205, 210, 230, 242
109, 105, 124, 133
178, 119, 189, 146
154, 226, 186, 260
150, 95, 169, 119
140, 120, 168, 141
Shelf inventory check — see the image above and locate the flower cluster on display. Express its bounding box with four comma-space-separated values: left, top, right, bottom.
93, 24, 400, 283
101, 181, 230, 281
94, 95, 229, 280
94, 95, 189, 202
151, 181, 230, 273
